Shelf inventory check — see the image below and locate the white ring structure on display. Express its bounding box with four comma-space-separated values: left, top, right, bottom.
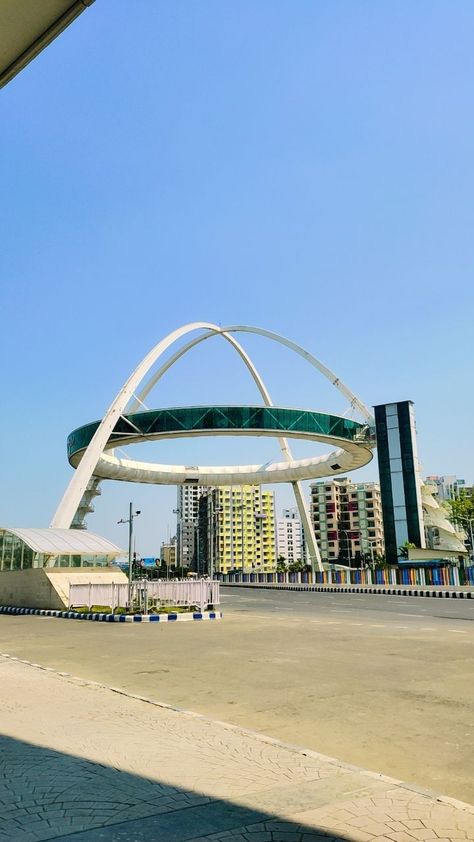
83, 438, 371, 486
51, 323, 375, 573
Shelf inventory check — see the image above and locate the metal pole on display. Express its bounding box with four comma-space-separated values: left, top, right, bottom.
196, 521, 201, 576
457, 516, 474, 564
240, 497, 244, 575
230, 486, 234, 574
209, 493, 214, 580
128, 501, 133, 604
339, 528, 350, 567
215, 503, 220, 575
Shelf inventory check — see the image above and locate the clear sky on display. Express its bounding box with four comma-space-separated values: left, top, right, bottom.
1, 1, 473, 557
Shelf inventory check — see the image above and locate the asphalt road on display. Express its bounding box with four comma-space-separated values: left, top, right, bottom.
0, 587, 473, 802
221, 585, 474, 623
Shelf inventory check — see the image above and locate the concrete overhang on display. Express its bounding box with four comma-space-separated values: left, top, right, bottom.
407, 547, 468, 561
0, 0, 95, 89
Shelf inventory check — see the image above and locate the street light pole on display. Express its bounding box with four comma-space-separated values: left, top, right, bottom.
173, 507, 182, 577
362, 538, 376, 568
209, 493, 214, 580
456, 516, 474, 563
339, 528, 352, 567
118, 502, 141, 604
233, 501, 246, 575
128, 501, 133, 580
209, 492, 223, 580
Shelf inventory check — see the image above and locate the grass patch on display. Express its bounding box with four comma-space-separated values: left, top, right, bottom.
70, 604, 196, 616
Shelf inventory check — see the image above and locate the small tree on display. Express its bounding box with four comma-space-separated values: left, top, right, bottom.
446, 490, 474, 527
398, 541, 416, 559
288, 558, 310, 574
276, 556, 287, 573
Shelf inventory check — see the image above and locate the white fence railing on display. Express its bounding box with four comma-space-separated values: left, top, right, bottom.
68, 579, 220, 614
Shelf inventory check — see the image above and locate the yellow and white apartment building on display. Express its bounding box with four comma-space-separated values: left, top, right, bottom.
199, 485, 277, 574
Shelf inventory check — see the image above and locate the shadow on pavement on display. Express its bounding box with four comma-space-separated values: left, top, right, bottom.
0, 732, 364, 842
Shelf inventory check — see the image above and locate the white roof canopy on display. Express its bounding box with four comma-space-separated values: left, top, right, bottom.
1, 527, 123, 556
0, 0, 95, 89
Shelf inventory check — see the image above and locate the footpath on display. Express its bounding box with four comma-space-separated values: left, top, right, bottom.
0, 655, 473, 842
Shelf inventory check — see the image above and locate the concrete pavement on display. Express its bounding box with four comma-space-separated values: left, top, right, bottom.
0, 655, 473, 842
0, 589, 473, 801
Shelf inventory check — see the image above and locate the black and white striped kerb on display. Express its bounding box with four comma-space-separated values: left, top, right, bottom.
0, 607, 223, 622
221, 583, 472, 599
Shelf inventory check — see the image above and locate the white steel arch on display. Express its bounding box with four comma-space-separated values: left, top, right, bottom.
222, 325, 374, 423
126, 329, 324, 572
52, 322, 372, 578
51, 322, 223, 528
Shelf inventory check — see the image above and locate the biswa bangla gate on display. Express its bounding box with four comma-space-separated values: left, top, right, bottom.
51, 323, 377, 573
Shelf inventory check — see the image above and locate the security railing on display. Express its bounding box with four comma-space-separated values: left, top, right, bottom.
68, 579, 220, 613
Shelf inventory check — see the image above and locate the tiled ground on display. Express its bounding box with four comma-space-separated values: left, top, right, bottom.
0, 655, 473, 842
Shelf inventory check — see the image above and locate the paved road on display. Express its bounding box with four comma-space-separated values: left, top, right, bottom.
221, 586, 474, 623
0, 588, 473, 802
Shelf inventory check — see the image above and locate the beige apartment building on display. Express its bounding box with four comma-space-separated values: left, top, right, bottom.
310, 478, 384, 564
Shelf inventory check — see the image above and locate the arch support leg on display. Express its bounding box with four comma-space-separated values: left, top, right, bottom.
291, 481, 323, 575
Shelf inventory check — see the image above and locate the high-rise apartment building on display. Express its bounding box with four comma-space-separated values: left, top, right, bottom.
310, 478, 384, 564
176, 484, 207, 570
424, 475, 468, 502
198, 485, 276, 574
276, 508, 303, 564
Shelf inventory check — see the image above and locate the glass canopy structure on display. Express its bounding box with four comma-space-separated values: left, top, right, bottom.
0, 527, 122, 572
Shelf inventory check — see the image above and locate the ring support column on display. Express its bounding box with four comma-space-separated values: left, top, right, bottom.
291, 481, 322, 575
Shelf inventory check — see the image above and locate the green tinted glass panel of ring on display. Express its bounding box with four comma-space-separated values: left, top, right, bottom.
68, 406, 369, 462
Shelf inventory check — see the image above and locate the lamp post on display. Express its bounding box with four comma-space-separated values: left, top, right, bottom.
118, 502, 141, 603
254, 510, 267, 578
455, 516, 474, 563
362, 538, 377, 568
173, 507, 182, 577
235, 501, 245, 575
194, 518, 200, 577
209, 493, 223, 579
338, 527, 352, 567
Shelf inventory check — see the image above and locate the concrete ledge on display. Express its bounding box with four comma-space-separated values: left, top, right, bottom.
0, 567, 129, 610
0, 606, 223, 623
221, 582, 473, 598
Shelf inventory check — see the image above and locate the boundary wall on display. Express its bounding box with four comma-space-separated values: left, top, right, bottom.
219, 565, 474, 588
0, 568, 128, 610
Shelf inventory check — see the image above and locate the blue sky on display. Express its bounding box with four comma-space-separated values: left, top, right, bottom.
1, 1, 473, 556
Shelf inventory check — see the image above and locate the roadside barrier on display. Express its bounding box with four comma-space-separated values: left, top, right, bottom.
219, 565, 474, 588
68, 579, 220, 613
